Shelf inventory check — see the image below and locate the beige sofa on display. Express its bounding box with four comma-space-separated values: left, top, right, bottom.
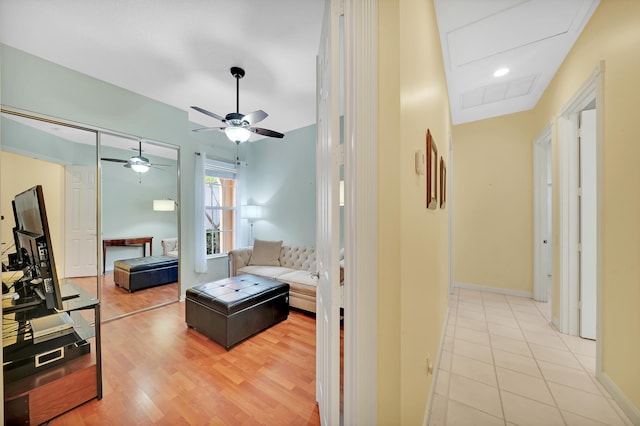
228, 242, 319, 313
161, 237, 178, 258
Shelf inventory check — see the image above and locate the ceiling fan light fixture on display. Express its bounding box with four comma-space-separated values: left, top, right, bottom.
225, 126, 251, 143
130, 156, 151, 173
131, 163, 150, 173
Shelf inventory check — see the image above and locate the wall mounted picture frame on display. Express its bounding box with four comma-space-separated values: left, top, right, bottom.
426, 129, 438, 209
440, 157, 447, 209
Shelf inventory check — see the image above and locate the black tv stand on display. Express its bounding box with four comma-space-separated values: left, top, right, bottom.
3, 279, 102, 424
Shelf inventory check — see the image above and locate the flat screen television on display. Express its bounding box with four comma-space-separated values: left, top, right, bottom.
11, 185, 64, 311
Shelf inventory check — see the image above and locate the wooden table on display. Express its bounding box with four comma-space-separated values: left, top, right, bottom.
102, 237, 153, 274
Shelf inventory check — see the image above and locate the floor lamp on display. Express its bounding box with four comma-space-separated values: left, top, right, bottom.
243, 205, 262, 244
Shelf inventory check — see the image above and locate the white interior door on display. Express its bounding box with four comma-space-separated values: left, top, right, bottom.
533, 129, 552, 302
316, 0, 341, 423
545, 147, 553, 299
65, 165, 97, 277
579, 109, 597, 340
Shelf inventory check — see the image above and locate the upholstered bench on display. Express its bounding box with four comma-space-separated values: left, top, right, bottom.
185, 274, 289, 350
113, 255, 178, 292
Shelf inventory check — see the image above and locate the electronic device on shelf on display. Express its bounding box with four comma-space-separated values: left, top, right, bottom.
30, 312, 74, 344
9, 185, 64, 312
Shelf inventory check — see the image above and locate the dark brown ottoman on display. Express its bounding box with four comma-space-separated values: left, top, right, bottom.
113, 255, 178, 292
185, 274, 289, 350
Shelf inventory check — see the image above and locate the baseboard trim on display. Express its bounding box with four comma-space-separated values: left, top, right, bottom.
597, 371, 640, 424
453, 281, 533, 299
551, 315, 561, 332
422, 305, 451, 426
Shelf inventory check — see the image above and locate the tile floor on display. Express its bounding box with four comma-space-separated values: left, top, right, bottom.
428, 288, 633, 426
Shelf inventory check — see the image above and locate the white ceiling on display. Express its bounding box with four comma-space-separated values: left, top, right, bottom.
435, 0, 599, 124
0, 0, 599, 138
0, 0, 325, 139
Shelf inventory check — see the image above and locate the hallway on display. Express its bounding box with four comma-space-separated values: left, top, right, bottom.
429, 288, 632, 425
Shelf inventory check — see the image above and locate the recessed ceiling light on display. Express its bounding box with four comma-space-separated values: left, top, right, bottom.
494, 68, 510, 77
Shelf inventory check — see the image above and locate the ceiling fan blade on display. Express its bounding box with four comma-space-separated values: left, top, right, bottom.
251, 127, 284, 139
191, 106, 225, 122
192, 126, 226, 133
101, 158, 129, 163
243, 110, 268, 125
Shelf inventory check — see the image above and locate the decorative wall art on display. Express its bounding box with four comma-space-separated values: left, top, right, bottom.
426, 129, 438, 209
440, 157, 447, 209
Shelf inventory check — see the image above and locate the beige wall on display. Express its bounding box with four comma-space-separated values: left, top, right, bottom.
531, 0, 640, 412
0, 151, 66, 277
378, 0, 452, 423
452, 111, 535, 293
378, 0, 402, 421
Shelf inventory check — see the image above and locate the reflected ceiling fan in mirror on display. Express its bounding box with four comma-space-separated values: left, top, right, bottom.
191, 67, 285, 144
101, 140, 169, 173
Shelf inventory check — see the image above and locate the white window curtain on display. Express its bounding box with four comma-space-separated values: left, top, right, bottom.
234, 161, 246, 249
194, 152, 207, 273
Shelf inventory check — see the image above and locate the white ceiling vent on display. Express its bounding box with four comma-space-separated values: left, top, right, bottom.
435, 0, 600, 123
461, 75, 537, 110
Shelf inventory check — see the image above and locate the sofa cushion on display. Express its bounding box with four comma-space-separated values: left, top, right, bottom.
277, 270, 317, 297
238, 265, 293, 280
249, 239, 283, 266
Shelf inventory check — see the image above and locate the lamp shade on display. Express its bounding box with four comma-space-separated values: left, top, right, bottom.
225, 126, 251, 143
153, 199, 175, 211
243, 205, 262, 220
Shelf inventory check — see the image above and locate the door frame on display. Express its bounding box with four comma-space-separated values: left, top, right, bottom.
533, 124, 553, 302
343, 0, 378, 424
315, 0, 341, 422
557, 62, 604, 368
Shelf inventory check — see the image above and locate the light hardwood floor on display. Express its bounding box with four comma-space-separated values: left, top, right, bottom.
73, 273, 179, 321
49, 302, 320, 425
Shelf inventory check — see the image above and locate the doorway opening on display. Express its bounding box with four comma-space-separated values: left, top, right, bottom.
557, 63, 603, 363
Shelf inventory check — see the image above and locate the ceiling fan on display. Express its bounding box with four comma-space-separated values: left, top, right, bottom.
101, 141, 168, 174
191, 66, 285, 144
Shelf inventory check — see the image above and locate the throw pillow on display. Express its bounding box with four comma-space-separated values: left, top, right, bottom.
249, 239, 283, 266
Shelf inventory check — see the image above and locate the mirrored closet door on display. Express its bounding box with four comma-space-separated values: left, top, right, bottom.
99, 133, 180, 320
1, 108, 180, 322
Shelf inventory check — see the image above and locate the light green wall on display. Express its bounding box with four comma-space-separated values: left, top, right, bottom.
1, 116, 95, 165
244, 123, 316, 247
101, 147, 178, 268
0, 43, 236, 291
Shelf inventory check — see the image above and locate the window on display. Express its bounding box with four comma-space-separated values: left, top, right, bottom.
204, 160, 237, 256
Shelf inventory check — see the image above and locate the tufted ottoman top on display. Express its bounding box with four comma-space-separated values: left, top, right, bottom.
186, 274, 289, 315
114, 255, 178, 272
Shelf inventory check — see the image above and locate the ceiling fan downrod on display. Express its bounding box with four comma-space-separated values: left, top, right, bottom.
230, 66, 245, 114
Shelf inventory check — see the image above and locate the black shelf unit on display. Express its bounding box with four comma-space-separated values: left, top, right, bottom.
3, 279, 101, 424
